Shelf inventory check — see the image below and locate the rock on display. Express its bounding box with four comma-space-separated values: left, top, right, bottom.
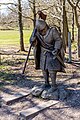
40, 84, 51, 89
41, 89, 59, 100
47, 87, 57, 93
31, 85, 70, 101
59, 88, 68, 100
41, 89, 49, 99
31, 85, 44, 97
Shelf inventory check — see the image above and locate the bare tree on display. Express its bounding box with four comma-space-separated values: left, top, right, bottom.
0, 1, 25, 51
28, 0, 36, 28
72, 8, 74, 42
67, 0, 80, 57
1, 0, 79, 55
18, 0, 25, 51
63, 0, 69, 51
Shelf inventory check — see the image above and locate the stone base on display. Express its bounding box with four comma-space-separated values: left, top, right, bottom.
31, 85, 44, 97
31, 85, 70, 101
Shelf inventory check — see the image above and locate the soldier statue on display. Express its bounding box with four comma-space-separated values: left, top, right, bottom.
30, 18, 65, 93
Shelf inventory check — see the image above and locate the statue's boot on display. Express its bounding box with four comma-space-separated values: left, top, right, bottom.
48, 71, 57, 93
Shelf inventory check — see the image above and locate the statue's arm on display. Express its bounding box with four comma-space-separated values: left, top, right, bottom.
30, 28, 38, 47
52, 27, 62, 50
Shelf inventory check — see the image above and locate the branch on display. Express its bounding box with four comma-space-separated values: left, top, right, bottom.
28, 0, 33, 12
8, 6, 18, 13
76, 0, 80, 6
66, 10, 73, 13
76, 0, 80, 10
67, 0, 79, 27
50, 13, 62, 21
77, 5, 80, 10
0, 3, 17, 6
67, 0, 75, 8
67, 0, 80, 8
28, 0, 34, 4
36, 5, 61, 15
74, 8, 79, 27
8, 6, 34, 21
0, 20, 17, 25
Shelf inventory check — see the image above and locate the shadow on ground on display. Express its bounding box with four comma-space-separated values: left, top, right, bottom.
0, 58, 80, 120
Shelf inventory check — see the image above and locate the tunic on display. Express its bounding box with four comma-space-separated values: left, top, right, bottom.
30, 27, 64, 72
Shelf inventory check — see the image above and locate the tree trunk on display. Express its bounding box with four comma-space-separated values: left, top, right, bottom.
0, 55, 1, 64
33, 0, 36, 28
65, 13, 69, 46
74, 8, 80, 58
63, 0, 69, 51
78, 25, 80, 57
68, 32, 72, 62
63, 0, 66, 51
67, 0, 80, 58
72, 9, 74, 42
18, 0, 25, 51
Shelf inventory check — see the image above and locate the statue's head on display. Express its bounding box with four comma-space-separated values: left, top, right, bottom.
36, 19, 48, 36
37, 11, 47, 21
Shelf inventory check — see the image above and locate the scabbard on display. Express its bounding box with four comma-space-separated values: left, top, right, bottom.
56, 56, 66, 68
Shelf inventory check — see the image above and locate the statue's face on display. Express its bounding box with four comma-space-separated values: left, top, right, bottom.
39, 26, 47, 36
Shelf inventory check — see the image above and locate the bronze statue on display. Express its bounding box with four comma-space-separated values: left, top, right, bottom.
30, 19, 65, 93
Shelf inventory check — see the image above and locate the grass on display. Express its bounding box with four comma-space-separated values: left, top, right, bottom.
0, 28, 78, 47
0, 57, 25, 83
0, 30, 32, 47
0, 29, 33, 83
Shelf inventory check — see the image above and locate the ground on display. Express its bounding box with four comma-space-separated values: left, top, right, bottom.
0, 46, 80, 120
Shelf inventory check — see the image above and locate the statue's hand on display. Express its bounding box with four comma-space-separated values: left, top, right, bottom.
32, 38, 37, 46
30, 36, 36, 43
52, 49, 58, 56
30, 28, 37, 44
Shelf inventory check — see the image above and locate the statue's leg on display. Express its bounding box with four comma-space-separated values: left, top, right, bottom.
48, 71, 57, 92
42, 70, 50, 87
49, 71, 57, 87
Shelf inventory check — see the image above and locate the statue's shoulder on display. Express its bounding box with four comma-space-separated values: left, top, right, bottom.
50, 26, 61, 35
49, 26, 58, 32
47, 26, 57, 36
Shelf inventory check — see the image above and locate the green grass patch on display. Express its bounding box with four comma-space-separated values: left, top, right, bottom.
0, 58, 25, 83
0, 30, 32, 46
0, 65, 7, 69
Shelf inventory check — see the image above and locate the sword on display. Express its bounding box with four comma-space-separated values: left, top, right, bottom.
53, 55, 66, 68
